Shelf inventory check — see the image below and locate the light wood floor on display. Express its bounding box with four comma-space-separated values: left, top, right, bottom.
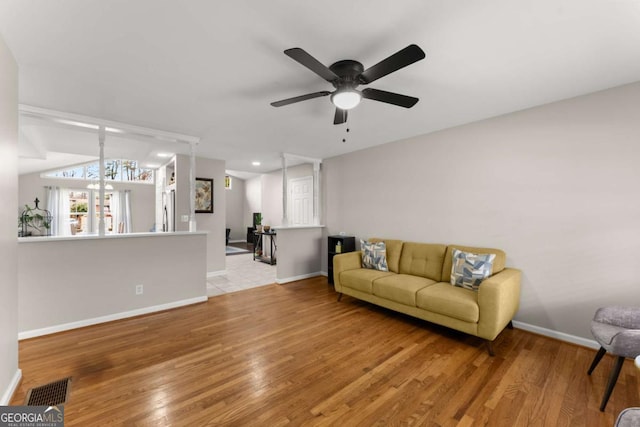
12, 277, 639, 426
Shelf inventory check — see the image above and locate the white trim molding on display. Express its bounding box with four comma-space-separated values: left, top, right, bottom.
18, 296, 207, 340
19, 104, 200, 145
273, 225, 325, 230
276, 272, 323, 285
512, 320, 599, 350
1, 369, 22, 405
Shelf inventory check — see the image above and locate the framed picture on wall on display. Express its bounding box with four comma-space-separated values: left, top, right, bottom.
195, 177, 213, 213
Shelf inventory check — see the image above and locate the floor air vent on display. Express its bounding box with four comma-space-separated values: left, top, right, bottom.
25, 377, 72, 406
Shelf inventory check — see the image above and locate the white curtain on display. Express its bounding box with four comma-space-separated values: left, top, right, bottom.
112, 190, 132, 233
45, 186, 71, 236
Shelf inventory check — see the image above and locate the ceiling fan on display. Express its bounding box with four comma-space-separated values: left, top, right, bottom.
270, 44, 426, 125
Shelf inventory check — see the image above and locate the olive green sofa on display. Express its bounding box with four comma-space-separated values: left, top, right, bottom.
333, 238, 521, 355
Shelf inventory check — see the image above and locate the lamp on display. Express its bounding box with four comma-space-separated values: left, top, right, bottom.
331, 89, 361, 110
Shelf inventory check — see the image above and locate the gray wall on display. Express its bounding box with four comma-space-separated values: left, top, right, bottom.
172, 155, 226, 273
174, 154, 191, 232
195, 157, 226, 273
276, 227, 323, 283
224, 174, 246, 241
18, 172, 156, 233
0, 34, 19, 404
244, 175, 261, 228
323, 81, 640, 340
261, 170, 282, 227
18, 233, 207, 335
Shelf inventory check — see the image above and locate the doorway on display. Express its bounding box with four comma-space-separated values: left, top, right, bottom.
288, 176, 313, 226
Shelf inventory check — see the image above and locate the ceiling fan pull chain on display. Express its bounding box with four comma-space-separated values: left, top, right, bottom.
342, 127, 350, 143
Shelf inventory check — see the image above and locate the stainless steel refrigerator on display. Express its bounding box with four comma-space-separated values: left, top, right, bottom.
162, 189, 175, 232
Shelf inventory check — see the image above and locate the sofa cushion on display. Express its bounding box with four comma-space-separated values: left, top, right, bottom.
450, 249, 496, 291
416, 282, 480, 323
442, 245, 506, 283
340, 268, 395, 294
372, 274, 437, 306
361, 240, 388, 271
398, 242, 447, 281
369, 238, 403, 273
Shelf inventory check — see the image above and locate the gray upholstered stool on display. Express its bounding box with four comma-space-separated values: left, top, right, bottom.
615, 408, 640, 427
587, 306, 640, 412
614, 357, 640, 426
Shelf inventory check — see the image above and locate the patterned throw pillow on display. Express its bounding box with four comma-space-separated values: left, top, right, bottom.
361, 240, 389, 271
450, 249, 496, 291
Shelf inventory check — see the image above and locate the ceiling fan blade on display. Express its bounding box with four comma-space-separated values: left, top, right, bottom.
333, 108, 348, 125
361, 88, 419, 108
358, 44, 425, 84
270, 91, 331, 107
284, 48, 340, 82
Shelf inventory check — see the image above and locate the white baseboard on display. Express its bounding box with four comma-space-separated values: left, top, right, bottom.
512, 320, 599, 350
207, 270, 227, 278
1, 369, 22, 405
276, 272, 323, 284
18, 296, 208, 340
228, 239, 245, 243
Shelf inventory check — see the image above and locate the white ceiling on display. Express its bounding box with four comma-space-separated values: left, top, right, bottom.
1, 0, 640, 176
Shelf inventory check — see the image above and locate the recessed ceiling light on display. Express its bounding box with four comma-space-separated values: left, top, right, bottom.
157, 153, 173, 158
252, 161, 261, 166
145, 163, 160, 169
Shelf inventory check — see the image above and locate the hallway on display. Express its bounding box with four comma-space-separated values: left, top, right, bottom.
207, 248, 276, 296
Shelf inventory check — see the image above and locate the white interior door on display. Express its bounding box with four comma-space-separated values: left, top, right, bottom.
288, 176, 313, 226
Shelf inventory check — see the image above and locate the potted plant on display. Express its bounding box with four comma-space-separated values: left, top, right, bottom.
255, 213, 263, 232
19, 198, 52, 237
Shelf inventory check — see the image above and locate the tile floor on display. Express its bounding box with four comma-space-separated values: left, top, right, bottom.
207, 252, 277, 297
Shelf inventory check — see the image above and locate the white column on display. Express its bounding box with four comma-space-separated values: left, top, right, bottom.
313, 161, 320, 225
98, 126, 106, 236
282, 155, 288, 226
189, 142, 197, 232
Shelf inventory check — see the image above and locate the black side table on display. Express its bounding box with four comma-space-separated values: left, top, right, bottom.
328, 235, 355, 284
254, 231, 277, 265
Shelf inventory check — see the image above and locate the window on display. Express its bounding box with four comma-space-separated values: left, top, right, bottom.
122, 160, 153, 182
69, 189, 114, 235
69, 191, 89, 234
47, 166, 85, 179
43, 159, 154, 184
225, 175, 232, 190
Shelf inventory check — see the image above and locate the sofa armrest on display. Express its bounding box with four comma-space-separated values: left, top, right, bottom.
333, 251, 362, 292
477, 268, 521, 340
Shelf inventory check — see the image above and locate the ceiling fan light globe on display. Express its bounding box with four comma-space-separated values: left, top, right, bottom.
331, 90, 361, 110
